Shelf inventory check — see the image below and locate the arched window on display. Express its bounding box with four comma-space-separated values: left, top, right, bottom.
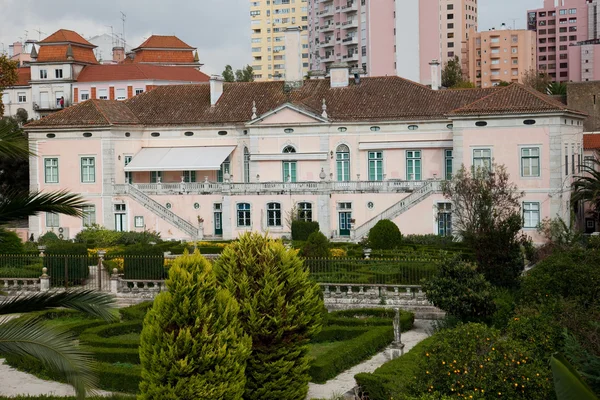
336, 144, 350, 182
282, 145, 297, 182
244, 147, 250, 183
267, 202, 282, 227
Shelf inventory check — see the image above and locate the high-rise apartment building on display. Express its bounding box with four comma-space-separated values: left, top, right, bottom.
527, 0, 597, 82
307, 0, 477, 86
250, 0, 310, 81
465, 26, 536, 87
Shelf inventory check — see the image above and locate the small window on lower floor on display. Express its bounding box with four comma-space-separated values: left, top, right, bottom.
134, 216, 145, 228
237, 203, 251, 227
46, 212, 59, 228
523, 202, 540, 228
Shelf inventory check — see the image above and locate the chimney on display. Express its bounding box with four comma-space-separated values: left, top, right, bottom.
30, 45, 38, 60
284, 27, 303, 86
210, 75, 224, 106
329, 62, 350, 88
429, 60, 441, 90
112, 46, 125, 63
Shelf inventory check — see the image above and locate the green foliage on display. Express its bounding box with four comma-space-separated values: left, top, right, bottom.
43, 243, 90, 287
0, 54, 19, 116
490, 288, 517, 330
138, 251, 250, 400
441, 56, 465, 88
74, 224, 161, 248
300, 231, 331, 258
422, 258, 496, 323
235, 65, 254, 82
0, 396, 132, 400
368, 220, 402, 250
0, 117, 29, 194
79, 321, 141, 348
222, 65, 235, 82
355, 336, 436, 400
451, 80, 476, 89
292, 220, 320, 241
119, 301, 153, 321
110, 244, 166, 280
547, 82, 568, 96
537, 216, 582, 249
0, 229, 24, 253
551, 354, 599, 400
563, 331, 600, 395
412, 323, 553, 399
443, 164, 526, 288
214, 232, 324, 400
521, 248, 600, 307
37, 231, 60, 245
523, 69, 553, 93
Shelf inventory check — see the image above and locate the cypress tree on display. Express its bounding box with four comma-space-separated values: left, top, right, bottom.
138, 251, 250, 400
214, 233, 324, 400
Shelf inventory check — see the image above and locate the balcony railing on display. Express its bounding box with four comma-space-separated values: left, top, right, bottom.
113, 180, 433, 196
342, 20, 359, 29
342, 36, 359, 45
341, 1, 358, 12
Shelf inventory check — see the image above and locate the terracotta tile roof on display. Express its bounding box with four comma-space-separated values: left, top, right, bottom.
26, 99, 139, 128
130, 50, 196, 64
584, 134, 600, 150
37, 45, 98, 64
39, 29, 95, 47
76, 64, 209, 82
25, 78, 586, 129
133, 35, 195, 50
13, 68, 30, 86
448, 83, 586, 116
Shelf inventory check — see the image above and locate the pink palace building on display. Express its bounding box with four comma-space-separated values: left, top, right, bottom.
25, 39, 585, 243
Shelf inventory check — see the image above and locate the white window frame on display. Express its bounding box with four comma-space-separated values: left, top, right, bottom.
44, 157, 59, 184
267, 202, 282, 227
80, 90, 90, 101
80, 157, 96, 183
523, 202, 540, 228
17, 92, 27, 103
82, 205, 96, 227
237, 203, 252, 227
520, 146, 541, 178
116, 88, 126, 101
98, 89, 108, 100
135, 88, 144, 95
298, 202, 313, 222
46, 212, 59, 228
134, 216, 145, 228
40, 69, 48, 79
55, 69, 63, 79
472, 148, 492, 170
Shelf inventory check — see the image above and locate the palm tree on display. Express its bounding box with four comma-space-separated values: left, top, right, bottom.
547, 82, 568, 96
0, 290, 117, 399
572, 156, 600, 224
0, 121, 113, 398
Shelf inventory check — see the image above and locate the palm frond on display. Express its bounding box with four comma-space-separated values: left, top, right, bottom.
0, 290, 117, 321
0, 122, 32, 160
0, 189, 89, 226
0, 316, 97, 399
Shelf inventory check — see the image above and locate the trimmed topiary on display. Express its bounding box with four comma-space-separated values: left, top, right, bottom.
214, 232, 324, 400
291, 220, 320, 241
300, 231, 330, 258
0, 229, 24, 254
138, 251, 250, 400
37, 231, 60, 246
368, 220, 402, 250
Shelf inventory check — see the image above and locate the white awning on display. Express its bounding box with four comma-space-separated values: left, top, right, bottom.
124, 146, 236, 172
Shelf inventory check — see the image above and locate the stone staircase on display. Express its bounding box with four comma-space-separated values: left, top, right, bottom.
114, 184, 199, 239
353, 180, 442, 240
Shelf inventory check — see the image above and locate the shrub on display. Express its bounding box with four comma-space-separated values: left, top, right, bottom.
490, 288, 517, 330
368, 220, 402, 250
214, 232, 323, 400
355, 336, 436, 400
521, 248, 600, 308
74, 224, 121, 248
411, 323, 553, 400
0, 229, 24, 254
37, 231, 60, 246
329, 248, 347, 258
421, 258, 496, 323
300, 231, 330, 258
119, 301, 153, 321
292, 221, 320, 241
115, 230, 161, 246
116, 244, 165, 280
139, 251, 250, 400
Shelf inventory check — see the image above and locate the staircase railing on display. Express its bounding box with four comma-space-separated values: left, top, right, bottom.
114, 184, 199, 239
353, 180, 442, 240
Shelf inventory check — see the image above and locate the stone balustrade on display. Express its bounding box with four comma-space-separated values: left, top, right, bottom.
0, 278, 43, 292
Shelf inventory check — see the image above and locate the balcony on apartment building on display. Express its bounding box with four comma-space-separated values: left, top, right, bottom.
342, 36, 359, 46
321, 52, 336, 63
343, 50, 359, 62
341, 19, 359, 30
319, 7, 335, 18
341, 1, 359, 13
320, 22, 335, 33
33, 98, 71, 111
321, 38, 335, 47
113, 179, 435, 196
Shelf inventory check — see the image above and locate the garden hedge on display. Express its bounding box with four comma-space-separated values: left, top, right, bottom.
119, 301, 153, 321
0, 396, 133, 399
43, 243, 91, 287
292, 220, 320, 241
354, 336, 435, 400
79, 321, 141, 348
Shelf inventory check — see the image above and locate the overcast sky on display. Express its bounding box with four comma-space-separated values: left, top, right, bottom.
0, 0, 543, 75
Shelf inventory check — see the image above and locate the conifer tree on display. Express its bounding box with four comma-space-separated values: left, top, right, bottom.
214, 233, 324, 400
138, 251, 250, 400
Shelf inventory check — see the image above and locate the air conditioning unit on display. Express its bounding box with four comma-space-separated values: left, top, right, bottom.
57, 227, 70, 240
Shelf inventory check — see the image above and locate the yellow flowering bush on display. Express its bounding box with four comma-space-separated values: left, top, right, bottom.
329, 248, 347, 258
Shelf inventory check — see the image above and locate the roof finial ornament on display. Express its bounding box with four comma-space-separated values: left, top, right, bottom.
66, 44, 74, 60
252, 100, 257, 119
321, 98, 328, 118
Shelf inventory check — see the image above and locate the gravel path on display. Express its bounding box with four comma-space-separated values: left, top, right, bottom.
0, 359, 115, 397
306, 319, 433, 400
